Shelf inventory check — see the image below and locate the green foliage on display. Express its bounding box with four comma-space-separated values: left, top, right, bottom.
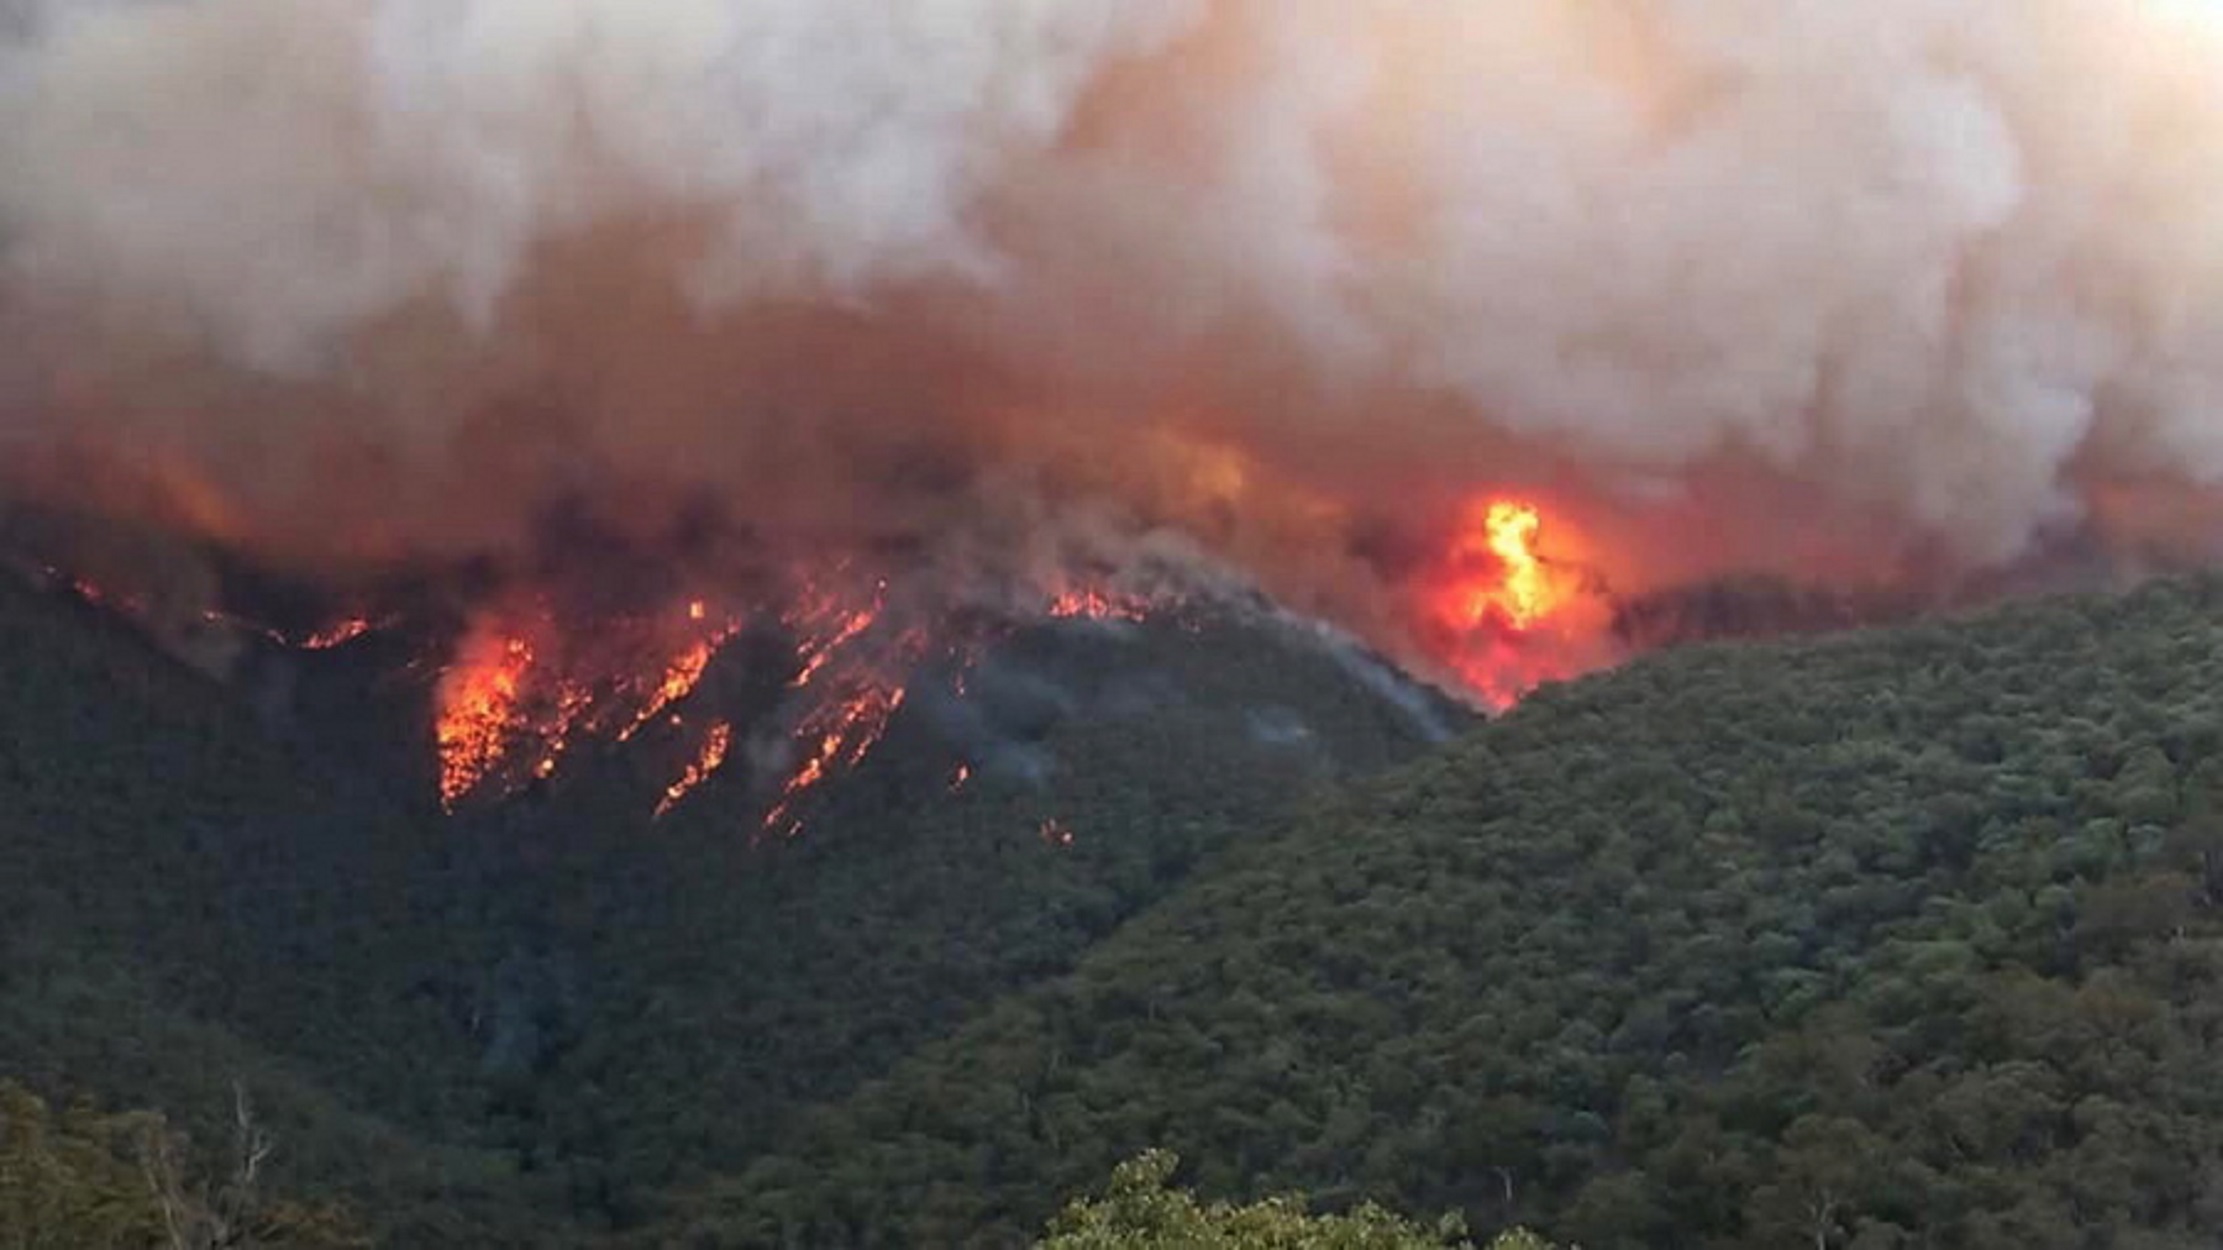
23, 560, 2223, 1246
0, 1080, 162, 1249
0, 578, 576, 1246
0, 1080, 368, 1250
678, 577, 2223, 1248
532, 613, 1453, 1208
1040, 1150, 1554, 1250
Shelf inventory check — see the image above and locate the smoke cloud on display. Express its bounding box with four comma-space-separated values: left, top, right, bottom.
5, 0, 2223, 693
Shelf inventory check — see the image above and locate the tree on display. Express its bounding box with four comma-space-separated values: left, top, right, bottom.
1038, 1150, 1556, 1249
0, 1080, 365, 1250
0, 1080, 162, 1249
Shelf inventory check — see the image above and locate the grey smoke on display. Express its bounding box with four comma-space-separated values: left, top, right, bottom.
913, 658, 1080, 788
1244, 704, 1317, 749
6, 1, 2223, 690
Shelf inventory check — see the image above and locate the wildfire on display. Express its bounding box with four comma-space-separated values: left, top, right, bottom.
1422, 495, 1592, 707
296, 617, 376, 650
430, 596, 743, 811
1477, 502, 1550, 627
788, 586, 884, 689
413, 562, 944, 831
1439, 500, 1563, 632
434, 628, 534, 808
761, 682, 909, 839
616, 628, 733, 743
1047, 586, 1151, 622
655, 720, 733, 818
60, 574, 141, 614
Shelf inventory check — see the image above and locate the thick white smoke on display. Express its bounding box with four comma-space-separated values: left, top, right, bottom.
4, 0, 2223, 688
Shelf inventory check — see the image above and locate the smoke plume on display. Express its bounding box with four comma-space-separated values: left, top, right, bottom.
6, 0, 2223, 696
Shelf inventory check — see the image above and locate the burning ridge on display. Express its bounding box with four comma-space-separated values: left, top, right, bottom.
7, 485, 1591, 831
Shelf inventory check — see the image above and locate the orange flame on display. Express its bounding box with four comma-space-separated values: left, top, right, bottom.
1481, 502, 1550, 627
430, 596, 744, 810
655, 720, 733, 818
1422, 495, 1592, 708
616, 625, 734, 743
1442, 499, 1563, 631
788, 584, 884, 689
1047, 586, 1151, 622
761, 682, 908, 838
297, 617, 375, 650
434, 630, 534, 808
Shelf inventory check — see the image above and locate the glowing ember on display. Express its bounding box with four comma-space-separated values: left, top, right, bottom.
434, 629, 534, 809
949, 763, 971, 793
297, 617, 375, 650
59, 574, 145, 615
1047, 587, 1150, 622
655, 720, 732, 818
531, 677, 599, 782
1039, 818, 1075, 847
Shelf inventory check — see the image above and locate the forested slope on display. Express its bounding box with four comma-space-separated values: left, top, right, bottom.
0, 572, 1462, 1241
482, 610, 1464, 1219
677, 576, 2223, 1249
0, 578, 566, 1245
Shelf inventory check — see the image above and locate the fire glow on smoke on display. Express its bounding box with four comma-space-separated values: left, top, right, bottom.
1418, 499, 1598, 708
26, 0, 2219, 833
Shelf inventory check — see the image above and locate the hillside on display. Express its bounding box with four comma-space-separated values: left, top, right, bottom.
0, 572, 1461, 1240
15, 566, 2223, 1247
672, 576, 2223, 1249
454, 605, 1464, 1222
0, 577, 571, 1245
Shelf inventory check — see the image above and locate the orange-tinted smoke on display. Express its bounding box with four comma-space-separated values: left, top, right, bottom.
8, 0, 2223, 719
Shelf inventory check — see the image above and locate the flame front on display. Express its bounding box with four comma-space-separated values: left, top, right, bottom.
762, 683, 908, 840
655, 721, 733, 818
148, 500, 1598, 828
435, 628, 534, 808
297, 617, 376, 650
431, 597, 743, 812
414, 566, 949, 831
1047, 587, 1151, 622
617, 629, 733, 744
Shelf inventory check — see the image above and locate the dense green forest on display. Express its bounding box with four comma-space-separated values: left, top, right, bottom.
8, 569, 2223, 1245
672, 577, 2223, 1248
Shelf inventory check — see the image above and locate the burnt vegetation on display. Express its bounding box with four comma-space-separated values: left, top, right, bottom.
7, 568, 2223, 1246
